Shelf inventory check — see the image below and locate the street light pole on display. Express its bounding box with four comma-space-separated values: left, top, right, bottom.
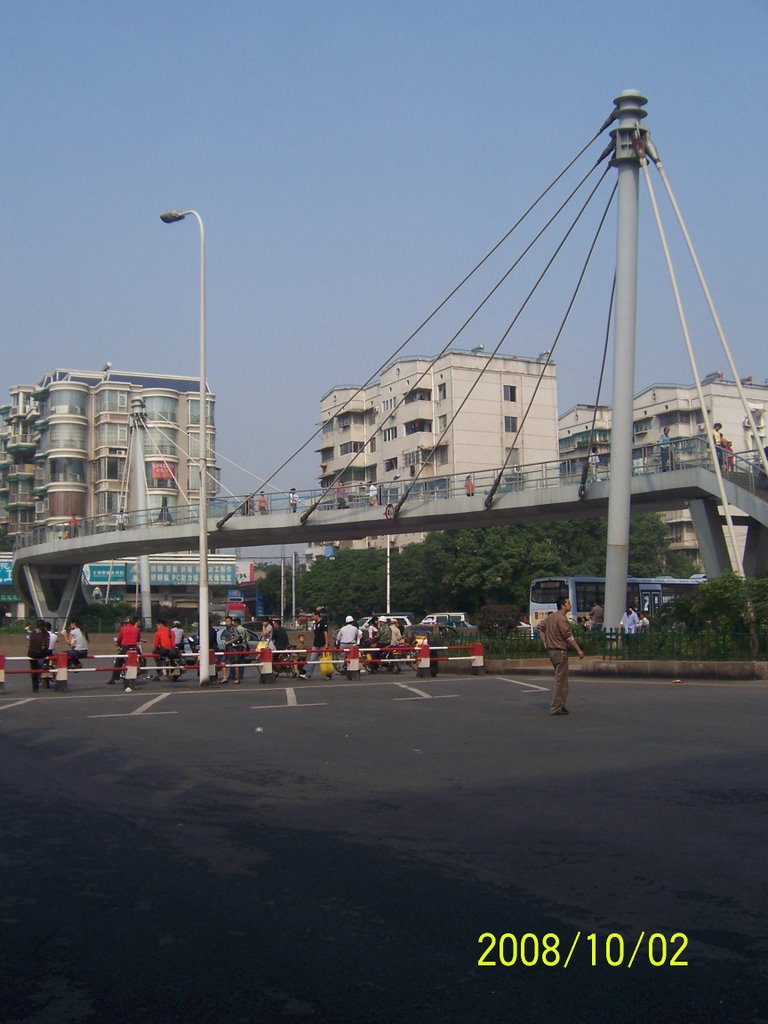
160, 209, 210, 685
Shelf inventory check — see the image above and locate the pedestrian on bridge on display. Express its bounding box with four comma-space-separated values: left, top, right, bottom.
658, 426, 673, 471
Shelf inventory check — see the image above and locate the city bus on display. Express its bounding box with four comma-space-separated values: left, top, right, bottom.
529, 575, 704, 629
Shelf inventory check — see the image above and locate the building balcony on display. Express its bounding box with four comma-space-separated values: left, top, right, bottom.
7, 433, 37, 450
7, 463, 36, 477
6, 495, 35, 509
401, 399, 433, 421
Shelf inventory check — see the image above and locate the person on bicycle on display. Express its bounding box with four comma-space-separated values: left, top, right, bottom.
335, 616, 362, 672
110, 616, 142, 690
377, 617, 393, 668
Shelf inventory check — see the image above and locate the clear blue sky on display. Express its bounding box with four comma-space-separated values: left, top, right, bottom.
2, 0, 766, 497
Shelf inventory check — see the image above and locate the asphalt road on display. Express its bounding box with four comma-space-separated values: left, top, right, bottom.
1, 670, 766, 1024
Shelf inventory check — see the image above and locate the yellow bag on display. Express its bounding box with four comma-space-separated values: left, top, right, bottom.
319, 650, 334, 678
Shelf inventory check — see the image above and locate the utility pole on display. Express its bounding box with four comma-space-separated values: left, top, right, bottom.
604, 90, 648, 631
129, 397, 153, 629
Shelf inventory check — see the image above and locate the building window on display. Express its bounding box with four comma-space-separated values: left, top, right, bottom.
438, 414, 447, 431
144, 395, 178, 423
49, 388, 88, 416
405, 388, 431, 403
370, 437, 376, 453
437, 383, 447, 401
382, 398, 396, 413
405, 419, 432, 435
384, 457, 398, 472
339, 441, 365, 455
96, 390, 128, 414
48, 423, 87, 450
188, 398, 215, 427
383, 426, 398, 442
504, 416, 518, 433
96, 423, 128, 447
503, 385, 517, 402
49, 457, 87, 484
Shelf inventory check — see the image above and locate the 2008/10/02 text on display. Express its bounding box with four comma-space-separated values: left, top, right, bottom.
478, 932, 689, 969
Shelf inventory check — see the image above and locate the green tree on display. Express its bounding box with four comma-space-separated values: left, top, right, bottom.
297, 512, 687, 619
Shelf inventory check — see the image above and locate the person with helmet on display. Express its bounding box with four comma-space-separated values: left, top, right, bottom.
335, 615, 362, 648
335, 615, 362, 675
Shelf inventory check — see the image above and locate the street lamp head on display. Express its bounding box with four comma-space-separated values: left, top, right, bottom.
160, 210, 187, 224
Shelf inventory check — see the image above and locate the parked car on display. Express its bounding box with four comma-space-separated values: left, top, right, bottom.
358, 612, 416, 631
423, 612, 477, 630
407, 622, 459, 641
404, 621, 459, 677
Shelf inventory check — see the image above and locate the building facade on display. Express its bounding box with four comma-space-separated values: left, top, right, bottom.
311, 349, 559, 556
558, 375, 768, 565
0, 368, 217, 545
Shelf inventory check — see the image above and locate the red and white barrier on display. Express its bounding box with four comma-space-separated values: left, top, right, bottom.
346, 644, 360, 674
417, 639, 431, 674
123, 649, 139, 690
259, 645, 273, 680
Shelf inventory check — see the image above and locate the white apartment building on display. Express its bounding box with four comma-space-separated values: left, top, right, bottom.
558, 374, 768, 565
311, 349, 559, 555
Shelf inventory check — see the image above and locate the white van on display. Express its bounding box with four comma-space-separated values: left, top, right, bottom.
359, 612, 416, 629
423, 612, 476, 629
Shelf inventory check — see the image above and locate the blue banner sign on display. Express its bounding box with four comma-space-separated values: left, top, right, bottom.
125, 562, 236, 586
83, 563, 127, 585
0, 559, 12, 585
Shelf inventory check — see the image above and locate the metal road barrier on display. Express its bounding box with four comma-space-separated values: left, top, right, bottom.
0, 642, 486, 691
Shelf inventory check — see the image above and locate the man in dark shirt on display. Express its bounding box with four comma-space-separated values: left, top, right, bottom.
271, 618, 290, 651
304, 609, 328, 680
539, 597, 584, 716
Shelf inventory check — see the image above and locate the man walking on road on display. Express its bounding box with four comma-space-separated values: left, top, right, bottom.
539, 597, 584, 716
304, 609, 328, 680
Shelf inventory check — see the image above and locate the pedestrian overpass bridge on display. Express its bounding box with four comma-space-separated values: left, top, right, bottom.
12, 439, 768, 620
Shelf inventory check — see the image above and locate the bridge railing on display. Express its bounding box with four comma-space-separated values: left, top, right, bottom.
12, 436, 765, 551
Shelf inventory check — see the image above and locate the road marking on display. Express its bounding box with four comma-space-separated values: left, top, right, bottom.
392, 682, 459, 700
250, 686, 327, 709
130, 692, 174, 715
395, 682, 432, 698
0, 698, 36, 712
394, 694, 460, 701
493, 676, 548, 692
88, 691, 178, 719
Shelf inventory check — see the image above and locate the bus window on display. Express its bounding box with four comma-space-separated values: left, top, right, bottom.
640, 589, 660, 613
574, 581, 605, 615
530, 579, 569, 606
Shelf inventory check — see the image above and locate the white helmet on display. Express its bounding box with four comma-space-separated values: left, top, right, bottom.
345, 615, 355, 623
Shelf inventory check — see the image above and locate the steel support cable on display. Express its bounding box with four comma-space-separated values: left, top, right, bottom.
479, 174, 616, 508
390, 163, 612, 515
147, 414, 242, 500
117, 426, 134, 517
640, 148, 744, 575
578, 274, 615, 498
217, 124, 612, 530
302, 156, 614, 526
151, 409, 281, 499
139, 421, 191, 505
645, 139, 768, 483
